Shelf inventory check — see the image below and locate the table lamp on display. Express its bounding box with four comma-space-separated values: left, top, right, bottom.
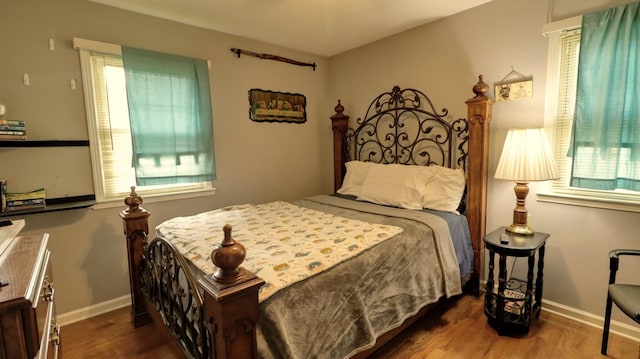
494, 128, 559, 235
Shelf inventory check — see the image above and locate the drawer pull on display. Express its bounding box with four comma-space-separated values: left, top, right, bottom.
50, 323, 61, 346
42, 280, 54, 302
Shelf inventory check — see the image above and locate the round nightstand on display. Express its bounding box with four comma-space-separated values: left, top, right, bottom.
483, 227, 550, 335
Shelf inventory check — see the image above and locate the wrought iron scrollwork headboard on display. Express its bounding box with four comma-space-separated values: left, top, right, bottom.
347, 86, 469, 170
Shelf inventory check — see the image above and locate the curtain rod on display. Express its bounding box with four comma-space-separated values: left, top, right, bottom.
230, 48, 316, 71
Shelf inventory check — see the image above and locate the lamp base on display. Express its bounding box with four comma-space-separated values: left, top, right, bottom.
506, 223, 535, 235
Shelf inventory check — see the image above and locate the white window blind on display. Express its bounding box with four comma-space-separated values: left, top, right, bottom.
91, 54, 137, 198
551, 29, 580, 191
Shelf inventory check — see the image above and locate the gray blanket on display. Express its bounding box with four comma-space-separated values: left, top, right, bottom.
256, 195, 465, 359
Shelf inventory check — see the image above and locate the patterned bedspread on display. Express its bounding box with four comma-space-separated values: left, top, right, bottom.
156, 200, 403, 302
155, 194, 468, 359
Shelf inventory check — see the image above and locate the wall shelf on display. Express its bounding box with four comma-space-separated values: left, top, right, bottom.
0, 195, 96, 217
0, 140, 89, 147
0, 140, 95, 215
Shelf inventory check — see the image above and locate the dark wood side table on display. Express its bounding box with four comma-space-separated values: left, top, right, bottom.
483, 227, 549, 335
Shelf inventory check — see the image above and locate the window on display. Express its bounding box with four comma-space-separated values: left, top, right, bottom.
74, 39, 216, 202
541, 15, 640, 212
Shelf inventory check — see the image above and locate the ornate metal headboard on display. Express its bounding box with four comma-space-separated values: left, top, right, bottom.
347, 86, 469, 170
331, 76, 493, 296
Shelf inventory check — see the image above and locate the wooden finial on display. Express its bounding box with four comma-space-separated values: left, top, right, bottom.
124, 186, 143, 212
334, 100, 344, 115
211, 224, 246, 283
472, 74, 490, 98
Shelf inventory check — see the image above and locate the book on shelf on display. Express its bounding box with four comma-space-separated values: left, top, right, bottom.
5, 203, 46, 212
0, 130, 26, 136
6, 198, 45, 207
0, 119, 25, 126
0, 125, 26, 131
5, 188, 46, 201
0, 134, 27, 141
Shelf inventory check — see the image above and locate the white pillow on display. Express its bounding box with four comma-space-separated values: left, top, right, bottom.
357, 163, 432, 210
337, 161, 372, 196
422, 166, 466, 213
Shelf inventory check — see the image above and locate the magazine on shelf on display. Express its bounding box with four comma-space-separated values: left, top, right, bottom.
489, 286, 527, 316
5, 188, 46, 201
503, 288, 525, 315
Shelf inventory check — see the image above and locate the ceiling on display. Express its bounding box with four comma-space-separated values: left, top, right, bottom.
89, 0, 492, 57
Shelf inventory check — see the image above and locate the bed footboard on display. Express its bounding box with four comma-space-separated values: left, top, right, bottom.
121, 188, 264, 359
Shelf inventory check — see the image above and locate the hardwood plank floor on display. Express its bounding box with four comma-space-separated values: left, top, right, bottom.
61, 295, 639, 358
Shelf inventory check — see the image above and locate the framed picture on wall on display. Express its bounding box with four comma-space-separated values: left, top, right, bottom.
248, 89, 307, 123
494, 80, 533, 102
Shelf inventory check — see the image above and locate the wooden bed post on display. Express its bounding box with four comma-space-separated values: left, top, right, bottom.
198, 225, 265, 359
120, 186, 152, 327
331, 100, 350, 192
465, 75, 493, 296
120, 187, 264, 359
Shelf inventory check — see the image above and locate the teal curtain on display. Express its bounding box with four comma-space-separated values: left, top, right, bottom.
571, 2, 640, 191
122, 47, 216, 186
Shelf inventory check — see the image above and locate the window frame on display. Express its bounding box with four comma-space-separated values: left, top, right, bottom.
539, 16, 640, 213
74, 38, 215, 206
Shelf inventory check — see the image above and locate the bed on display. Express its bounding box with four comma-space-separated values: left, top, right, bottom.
119, 76, 493, 359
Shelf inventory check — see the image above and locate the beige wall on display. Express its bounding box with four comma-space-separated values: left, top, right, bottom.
1, 0, 330, 315
3, 0, 639, 332
328, 0, 640, 328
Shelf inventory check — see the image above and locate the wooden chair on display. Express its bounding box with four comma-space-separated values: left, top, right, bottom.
601, 249, 640, 355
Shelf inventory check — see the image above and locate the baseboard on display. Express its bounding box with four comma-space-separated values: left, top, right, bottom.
541, 298, 640, 342
58, 292, 640, 343
58, 295, 131, 326
479, 280, 640, 342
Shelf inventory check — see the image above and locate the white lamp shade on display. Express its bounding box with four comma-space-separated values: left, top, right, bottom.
495, 128, 559, 182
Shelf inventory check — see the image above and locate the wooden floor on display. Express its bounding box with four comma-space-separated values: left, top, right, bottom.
61, 294, 639, 358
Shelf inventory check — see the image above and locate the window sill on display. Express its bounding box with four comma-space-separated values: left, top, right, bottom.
537, 191, 640, 213
92, 188, 216, 210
